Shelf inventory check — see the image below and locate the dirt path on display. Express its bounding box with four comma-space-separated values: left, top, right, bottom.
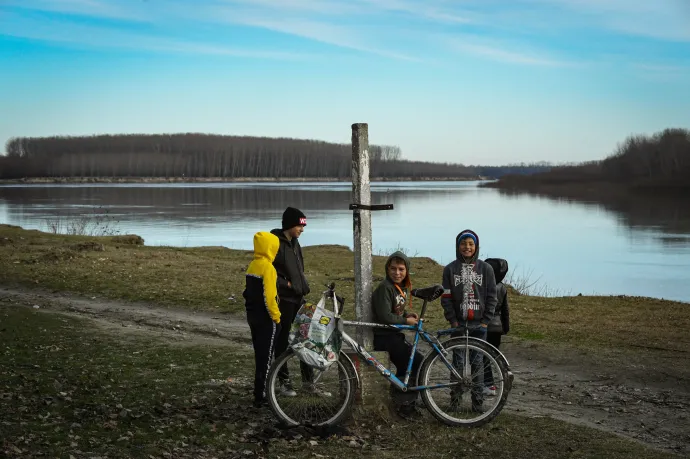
2, 286, 688, 456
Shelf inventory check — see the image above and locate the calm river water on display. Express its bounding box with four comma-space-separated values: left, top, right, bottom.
1, 181, 688, 302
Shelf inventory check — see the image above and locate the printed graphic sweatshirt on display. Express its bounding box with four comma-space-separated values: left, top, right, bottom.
441, 230, 497, 327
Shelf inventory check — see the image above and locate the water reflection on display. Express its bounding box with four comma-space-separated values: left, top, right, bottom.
495, 188, 690, 246
0, 182, 476, 220
0, 182, 689, 302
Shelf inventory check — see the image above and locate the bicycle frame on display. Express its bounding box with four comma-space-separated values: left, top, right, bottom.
331, 280, 466, 392
339, 320, 463, 392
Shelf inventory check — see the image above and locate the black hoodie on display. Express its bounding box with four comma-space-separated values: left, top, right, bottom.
440, 229, 497, 326
270, 228, 310, 305
484, 258, 510, 334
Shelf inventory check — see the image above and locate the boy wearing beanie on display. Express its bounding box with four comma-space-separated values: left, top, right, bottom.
441, 229, 497, 412
270, 207, 320, 396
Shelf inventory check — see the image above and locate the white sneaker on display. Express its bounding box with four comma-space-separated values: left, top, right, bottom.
279, 382, 297, 397
482, 385, 497, 396
304, 383, 332, 397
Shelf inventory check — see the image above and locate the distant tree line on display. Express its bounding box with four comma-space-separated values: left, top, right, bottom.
474, 161, 554, 178
483, 128, 690, 191
0, 133, 478, 180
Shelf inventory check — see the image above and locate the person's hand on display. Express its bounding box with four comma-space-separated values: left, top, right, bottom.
405, 316, 418, 326
451, 322, 459, 328
406, 312, 419, 320
287, 281, 292, 288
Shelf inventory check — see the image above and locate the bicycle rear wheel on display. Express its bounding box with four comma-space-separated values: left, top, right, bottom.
419, 337, 510, 427
267, 349, 357, 427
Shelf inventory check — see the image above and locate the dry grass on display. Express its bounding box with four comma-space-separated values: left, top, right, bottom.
0, 305, 677, 459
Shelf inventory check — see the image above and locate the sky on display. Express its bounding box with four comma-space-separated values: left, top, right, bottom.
0, 0, 689, 166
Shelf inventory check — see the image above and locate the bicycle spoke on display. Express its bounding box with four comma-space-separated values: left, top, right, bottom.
419, 338, 510, 427
268, 351, 356, 427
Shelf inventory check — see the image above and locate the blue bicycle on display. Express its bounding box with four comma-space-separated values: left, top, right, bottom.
267, 283, 514, 427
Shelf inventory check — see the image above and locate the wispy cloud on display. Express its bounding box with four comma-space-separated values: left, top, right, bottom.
219, 0, 361, 16
359, 0, 475, 24
204, 6, 420, 61
0, 12, 310, 60
223, 0, 474, 24
3, 0, 150, 22
3, 0, 421, 61
631, 63, 690, 82
444, 35, 582, 67
2, 0, 688, 68
526, 0, 690, 42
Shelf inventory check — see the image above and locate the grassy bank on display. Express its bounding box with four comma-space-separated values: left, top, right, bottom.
2, 224, 689, 457
0, 304, 678, 459
1, 224, 688, 355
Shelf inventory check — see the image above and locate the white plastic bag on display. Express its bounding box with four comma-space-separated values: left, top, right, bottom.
308, 302, 335, 346
288, 292, 342, 370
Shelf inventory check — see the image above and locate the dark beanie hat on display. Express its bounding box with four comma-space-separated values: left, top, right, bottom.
282, 207, 307, 230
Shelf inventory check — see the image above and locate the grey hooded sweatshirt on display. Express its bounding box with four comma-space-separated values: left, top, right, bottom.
440, 229, 497, 327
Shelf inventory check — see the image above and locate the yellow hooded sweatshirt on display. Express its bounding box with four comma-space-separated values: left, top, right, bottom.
244, 231, 281, 323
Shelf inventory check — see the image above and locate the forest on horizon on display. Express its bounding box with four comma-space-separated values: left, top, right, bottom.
0, 133, 552, 180
484, 128, 690, 191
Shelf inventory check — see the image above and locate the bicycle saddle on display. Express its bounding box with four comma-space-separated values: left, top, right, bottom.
411, 284, 445, 301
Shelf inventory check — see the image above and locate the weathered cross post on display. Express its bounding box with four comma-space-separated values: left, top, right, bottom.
348, 123, 393, 404
351, 123, 374, 349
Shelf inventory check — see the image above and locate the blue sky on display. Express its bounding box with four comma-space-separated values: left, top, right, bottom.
1, 0, 689, 165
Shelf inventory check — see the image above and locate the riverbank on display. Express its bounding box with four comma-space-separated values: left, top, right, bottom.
0, 176, 485, 184
1, 224, 688, 457
1, 223, 687, 351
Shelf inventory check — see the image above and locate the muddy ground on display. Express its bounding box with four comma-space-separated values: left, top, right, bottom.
1, 286, 688, 456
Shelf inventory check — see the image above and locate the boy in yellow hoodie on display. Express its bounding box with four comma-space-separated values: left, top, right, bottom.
242, 231, 281, 408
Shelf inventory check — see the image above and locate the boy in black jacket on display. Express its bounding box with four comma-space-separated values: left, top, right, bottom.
441, 229, 497, 412
482, 258, 510, 396
270, 207, 319, 396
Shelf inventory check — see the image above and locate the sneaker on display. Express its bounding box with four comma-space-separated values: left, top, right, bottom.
471, 403, 486, 413
279, 381, 297, 397
396, 404, 424, 421
252, 398, 269, 408
303, 383, 332, 397
482, 386, 497, 397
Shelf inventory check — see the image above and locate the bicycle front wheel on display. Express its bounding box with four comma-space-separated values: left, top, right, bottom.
267, 350, 357, 427
419, 337, 510, 427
